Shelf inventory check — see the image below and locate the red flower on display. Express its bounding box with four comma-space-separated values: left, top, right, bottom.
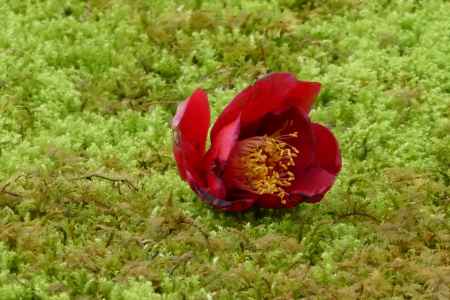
172, 73, 341, 212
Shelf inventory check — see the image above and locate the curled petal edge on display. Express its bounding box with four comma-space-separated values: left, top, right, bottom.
210, 73, 299, 143
203, 116, 241, 199
286, 81, 321, 114
290, 167, 336, 198
311, 123, 342, 175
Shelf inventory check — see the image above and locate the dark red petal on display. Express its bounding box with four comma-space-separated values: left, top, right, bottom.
304, 193, 326, 204
311, 123, 342, 175
256, 193, 305, 209
172, 89, 210, 185
172, 89, 210, 150
286, 194, 305, 208
193, 186, 256, 212
290, 167, 336, 197
174, 141, 204, 185
202, 116, 241, 199
210, 73, 298, 143
206, 116, 241, 164
222, 198, 256, 212
255, 194, 282, 209
287, 124, 340, 202
285, 81, 321, 114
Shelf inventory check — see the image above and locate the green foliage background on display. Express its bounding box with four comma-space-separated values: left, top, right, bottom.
0, 0, 449, 299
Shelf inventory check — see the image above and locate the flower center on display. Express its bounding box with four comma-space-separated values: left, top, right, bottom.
225, 133, 299, 204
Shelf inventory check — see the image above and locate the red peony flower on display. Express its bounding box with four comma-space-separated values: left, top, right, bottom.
172, 73, 341, 212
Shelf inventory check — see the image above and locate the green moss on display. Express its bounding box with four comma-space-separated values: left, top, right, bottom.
1, 0, 449, 298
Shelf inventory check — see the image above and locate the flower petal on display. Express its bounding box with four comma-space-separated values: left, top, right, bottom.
304, 193, 326, 204
210, 73, 298, 143
202, 116, 241, 199
172, 89, 210, 185
174, 141, 204, 186
256, 194, 305, 209
285, 81, 321, 114
311, 123, 341, 175
172, 89, 210, 150
290, 167, 336, 198
205, 116, 241, 165
288, 124, 340, 202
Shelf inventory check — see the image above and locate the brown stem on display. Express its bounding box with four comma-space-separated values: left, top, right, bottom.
0, 178, 23, 198
72, 173, 139, 192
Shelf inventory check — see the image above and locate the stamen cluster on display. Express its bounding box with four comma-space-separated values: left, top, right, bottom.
229, 133, 299, 203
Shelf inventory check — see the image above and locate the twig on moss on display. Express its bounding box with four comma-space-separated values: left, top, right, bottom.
168, 251, 194, 276
0, 174, 26, 198
71, 173, 139, 192
0, 182, 21, 198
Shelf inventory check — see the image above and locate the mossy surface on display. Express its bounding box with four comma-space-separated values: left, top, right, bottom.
1, 0, 449, 299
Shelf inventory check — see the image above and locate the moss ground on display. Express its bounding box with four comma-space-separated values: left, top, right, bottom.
0, 0, 449, 299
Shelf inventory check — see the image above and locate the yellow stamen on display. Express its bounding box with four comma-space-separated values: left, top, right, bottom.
226, 133, 299, 204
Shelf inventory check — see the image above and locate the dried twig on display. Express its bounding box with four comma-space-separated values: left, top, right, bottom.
0, 182, 21, 197
168, 251, 194, 276
0, 174, 25, 198
335, 211, 380, 224
71, 173, 139, 192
